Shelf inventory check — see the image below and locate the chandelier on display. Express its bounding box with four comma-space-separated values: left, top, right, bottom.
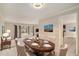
32, 3, 45, 9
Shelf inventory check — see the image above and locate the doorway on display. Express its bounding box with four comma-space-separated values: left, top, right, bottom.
63, 23, 76, 56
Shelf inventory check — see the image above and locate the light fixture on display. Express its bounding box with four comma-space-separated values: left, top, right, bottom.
32, 3, 45, 9
2, 33, 9, 38
6, 29, 11, 33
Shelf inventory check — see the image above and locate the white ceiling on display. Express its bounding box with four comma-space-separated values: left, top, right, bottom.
0, 3, 79, 24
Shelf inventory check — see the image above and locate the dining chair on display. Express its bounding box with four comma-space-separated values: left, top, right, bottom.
59, 44, 68, 56
16, 40, 27, 56
16, 39, 36, 56
43, 50, 55, 56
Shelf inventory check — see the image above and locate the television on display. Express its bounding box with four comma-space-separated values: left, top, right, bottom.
44, 24, 53, 32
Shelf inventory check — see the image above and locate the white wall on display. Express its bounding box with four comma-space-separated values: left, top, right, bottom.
4, 22, 39, 39
0, 16, 4, 38
39, 17, 60, 55
76, 12, 79, 55
4, 17, 39, 24
39, 13, 77, 55
0, 16, 4, 49
59, 13, 77, 38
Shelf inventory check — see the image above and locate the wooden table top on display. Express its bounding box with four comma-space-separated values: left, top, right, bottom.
24, 38, 55, 52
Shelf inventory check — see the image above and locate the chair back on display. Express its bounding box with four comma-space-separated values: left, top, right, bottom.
59, 44, 68, 56
16, 40, 27, 56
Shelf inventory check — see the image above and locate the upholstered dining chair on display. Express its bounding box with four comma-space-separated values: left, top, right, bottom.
43, 51, 55, 56
15, 38, 36, 56
59, 44, 68, 56
16, 40, 27, 56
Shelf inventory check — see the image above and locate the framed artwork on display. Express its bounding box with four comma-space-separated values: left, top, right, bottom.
44, 24, 53, 32
66, 23, 76, 32
69, 26, 76, 32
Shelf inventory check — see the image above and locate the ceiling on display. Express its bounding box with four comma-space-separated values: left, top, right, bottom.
0, 3, 79, 24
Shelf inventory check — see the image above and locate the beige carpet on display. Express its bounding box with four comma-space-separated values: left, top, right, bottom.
0, 40, 17, 56
64, 37, 76, 56
0, 38, 76, 56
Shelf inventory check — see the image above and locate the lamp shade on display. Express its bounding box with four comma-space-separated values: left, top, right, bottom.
2, 33, 9, 37
6, 29, 11, 33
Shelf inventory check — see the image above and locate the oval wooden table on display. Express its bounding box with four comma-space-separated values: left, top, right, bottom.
24, 38, 55, 56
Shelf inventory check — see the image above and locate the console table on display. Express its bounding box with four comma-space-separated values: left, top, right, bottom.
1, 37, 11, 50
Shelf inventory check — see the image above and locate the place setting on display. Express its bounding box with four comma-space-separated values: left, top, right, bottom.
31, 42, 39, 46
43, 40, 49, 44
43, 43, 52, 48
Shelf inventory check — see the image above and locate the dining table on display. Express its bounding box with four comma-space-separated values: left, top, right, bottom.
23, 38, 55, 56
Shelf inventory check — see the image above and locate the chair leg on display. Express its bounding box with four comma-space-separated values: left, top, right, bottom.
9, 45, 11, 48
51, 51, 55, 56
1, 44, 3, 51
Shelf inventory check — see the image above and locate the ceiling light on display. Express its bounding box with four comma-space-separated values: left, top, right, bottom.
32, 3, 45, 9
